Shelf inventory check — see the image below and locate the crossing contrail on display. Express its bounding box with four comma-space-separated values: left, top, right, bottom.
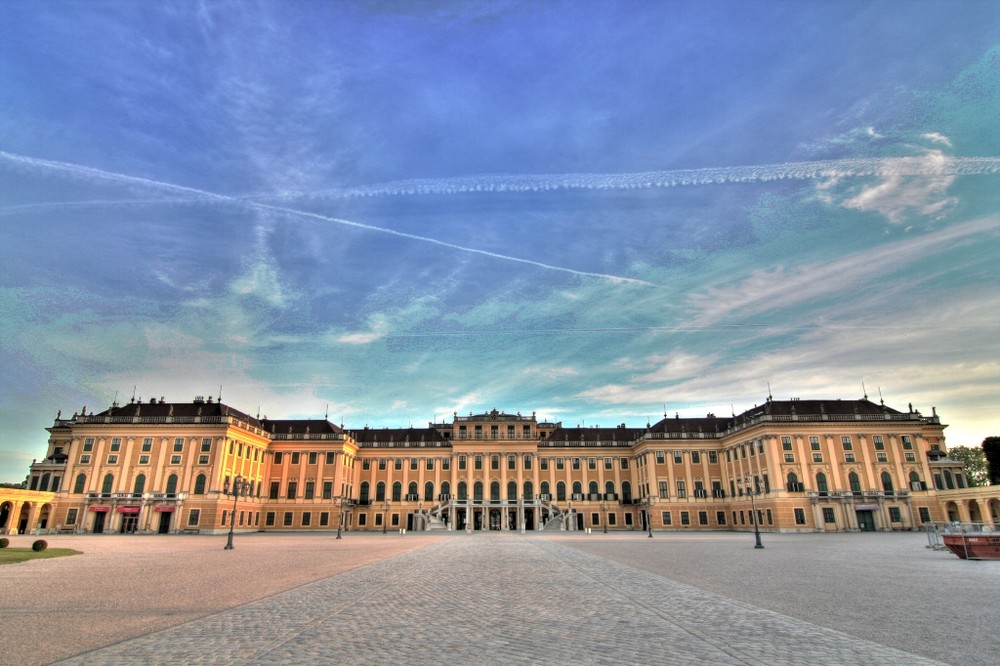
0, 150, 652, 286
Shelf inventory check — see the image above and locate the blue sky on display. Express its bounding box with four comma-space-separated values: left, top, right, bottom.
2, 0, 999, 482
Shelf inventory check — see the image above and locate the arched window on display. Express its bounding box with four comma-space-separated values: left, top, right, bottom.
589, 480, 599, 496
507, 480, 517, 500
392, 481, 402, 502
572, 481, 582, 496
523, 481, 533, 500
540, 481, 550, 498
375, 481, 386, 501
605, 480, 615, 497
166, 474, 178, 495
424, 481, 434, 501
73, 473, 87, 494
408, 481, 418, 498
556, 481, 566, 501
816, 472, 828, 494
101, 473, 114, 495
457, 481, 467, 500
881, 471, 894, 493
133, 473, 146, 495
490, 481, 500, 501
849, 472, 861, 493
786, 472, 800, 492
194, 474, 206, 495
474, 481, 484, 501
440, 481, 451, 498
360, 481, 370, 502
909, 471, 922, 491
622, 481, 632, 501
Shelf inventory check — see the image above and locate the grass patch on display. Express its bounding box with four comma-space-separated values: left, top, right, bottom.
0, 548, 82, 565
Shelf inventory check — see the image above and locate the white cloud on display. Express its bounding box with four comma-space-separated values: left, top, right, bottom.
840, 150, 957, 223
336, 313, 390, 345
922, 132, 952, 147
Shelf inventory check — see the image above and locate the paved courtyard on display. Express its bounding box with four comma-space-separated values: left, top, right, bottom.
1, 531, 996, 665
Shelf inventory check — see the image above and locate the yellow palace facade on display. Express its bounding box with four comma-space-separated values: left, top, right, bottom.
4, 394, 999, 536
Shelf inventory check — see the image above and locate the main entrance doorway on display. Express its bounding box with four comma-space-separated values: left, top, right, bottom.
856, 510, 876, 532
92, 511, 106, 534
157, 512, 172, 534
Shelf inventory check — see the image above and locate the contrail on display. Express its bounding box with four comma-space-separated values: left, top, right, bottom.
276, 156, 1000, 200
0, 150, 652, 286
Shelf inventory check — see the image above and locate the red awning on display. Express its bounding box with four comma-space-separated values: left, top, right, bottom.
89, 506, 110, 512
117, 506, 141, 514
153, 506, 175, 512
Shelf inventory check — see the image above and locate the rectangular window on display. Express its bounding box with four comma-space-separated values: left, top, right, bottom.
491, 455, 500, 470
812, 453, 823, 463
876, 452, 888, 462
873, 436, 885, 451
320, 512, 329, 526
358, 513, 367, 526
889, 507, 901, 523
794, 508, 806, 525
508, 425, 515, 438
845, 453, 855, 463
474, 425, 482, 439
716, 511, 726, 525
781, 437, 792, 451
107, 455, 118, 464
676, 480, 686, 499
838, 436, 851, 451
326, 451, 336, 465
265, 512, 275, 526
680, 511, 690, 526
784, 454, 795, 463
620, 458, 629, 470
301, 512, 311, 526
491, 425, 498, 440
323, 481, 333, 500
508, 455, 516, 470
588, 457, 597, 470
362, 459, 370, 470
378, 458, 387, 470
283, 512, 293, 526
83, 437, 94, 452
459, 425, 467, 439
291, 452, 301, 464
708, 451, 718, 464
274, 452, 284, 465
394, 458, 403, 471
608, 513, 617, 526
427, 458, 435, 470
475, 455, 483, 470
901, 435, 913, 450
442, 457, 451, 471
286, 481, 297, 499
170, 455, 181, 465
673, 451, 682, 464
80, 454, 91, 464
110, 438, 121, 452
698, 511, 708, 525
591, 512, 600, 526
66, 508, 78, 525
269, 481, 279, 500
658, 481, 669, 499
139, 455, 150, 465
391, 513, 399, 526
918, 507, 931, 523
691, 451, 700, 464
656, 451, 665, 464
522, 454, 531, 470
541, 458, 549, 471
523, 425, 531, 438
661, 511, 672, 525
186, 509, 200, 526
309, 451, 318, 465
198, 438, 210, 452
904, 452, 916, 462
142, 438, 153, 452
604, 457, 613, 470
810, 436, 821, 451
556, 458, 565, 470
304, 481, 315, 500
823, 507, 836, 523
572, 458, 581, 470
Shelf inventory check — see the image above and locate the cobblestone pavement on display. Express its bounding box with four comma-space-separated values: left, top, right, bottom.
55, 534, 945, 666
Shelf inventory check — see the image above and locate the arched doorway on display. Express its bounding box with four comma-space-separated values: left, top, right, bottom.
17, 503, 32, 534
968, 500, 983, 523
0, 501, 11, 533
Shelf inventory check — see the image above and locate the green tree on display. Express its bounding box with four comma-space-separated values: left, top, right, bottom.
948, 446, 988, 487
983, 437, 1000, 485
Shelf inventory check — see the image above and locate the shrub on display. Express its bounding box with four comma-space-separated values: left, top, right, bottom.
0, 537, 9, 548
32, 539, 48, 552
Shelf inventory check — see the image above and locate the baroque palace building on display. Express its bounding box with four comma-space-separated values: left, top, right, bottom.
3, 393, 999, 536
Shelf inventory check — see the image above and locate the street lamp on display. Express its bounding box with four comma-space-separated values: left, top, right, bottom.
334, 496, 351, 539
643, 496, 655, 538
742, 476, 765, 549
222, 475, 250, 551
382, 500, 390, 534
600, 501, 608, 534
